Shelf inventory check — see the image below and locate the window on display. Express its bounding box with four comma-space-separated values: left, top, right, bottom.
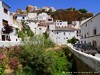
48, 19, 52, 21
59, 20, 62, 22
66, 37, 68, 39
2, 20, 8, 26
57, 32, 58, 34
81, 41, 83, 44
52, 30, 53, 32
77, 30, 78, 37
23, 17, 25, 19
81, 35, 83, 39
86, 23, 87, 27
13, 16, 17, 19
93, 28, 96, 35
80, 30, 81, 33
84, 34, 86, 38
84, 41, 86, 44
77, 30, 78, 34
4, 8, 8, 14
63, 32, 65, 36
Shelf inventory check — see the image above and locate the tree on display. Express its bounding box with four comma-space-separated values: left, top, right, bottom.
17, 36, 72, 75
79, 9, 88, 13
16, 21, 34, 41
67, 7, 76, 11
67, 37, 79, 44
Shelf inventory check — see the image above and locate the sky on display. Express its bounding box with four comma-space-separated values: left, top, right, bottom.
3, 0, 100, 14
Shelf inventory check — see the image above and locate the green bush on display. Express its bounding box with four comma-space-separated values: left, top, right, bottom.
0, 63, 6, 75
15, 36, 72, 75
67, 37, 79, 44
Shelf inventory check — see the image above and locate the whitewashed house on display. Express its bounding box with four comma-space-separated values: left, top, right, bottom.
55, 20, 68, 27
0, 0, 20, 42
13, 14, 27, 22
80, 13, 100, 49
0, 1, 11, 30
49, 20, 79, 45
27, 13, 37, 20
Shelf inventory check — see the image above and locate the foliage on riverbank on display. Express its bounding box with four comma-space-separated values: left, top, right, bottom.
0, 36, 72, 75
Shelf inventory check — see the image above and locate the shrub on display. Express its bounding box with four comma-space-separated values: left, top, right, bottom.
16, 36, 72, 75
67, 37, 79, 44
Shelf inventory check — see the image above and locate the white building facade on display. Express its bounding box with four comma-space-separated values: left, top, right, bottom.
49, 20, 80, 45
0, 0, 19, 42
49, 28, 77, 45
80, 13, 100, 49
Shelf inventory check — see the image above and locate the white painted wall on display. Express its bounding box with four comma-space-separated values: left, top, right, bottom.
38, 12, 49, 21
49, 30, 76, 45
27, 13, 37, 20
49, 23, 55, 30
36, 26, 47, 35
72, 21, 80, 29
16, 16, 27, 22
0, 1, 10, 40
27, 22, 47, 35
0, 1, 20, 42
80, 13, 100, 48
55, 20, 68, 27
0, 41, 20, 47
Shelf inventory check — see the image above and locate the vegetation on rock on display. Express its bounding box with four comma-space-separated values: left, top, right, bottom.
50, 8, 93, 22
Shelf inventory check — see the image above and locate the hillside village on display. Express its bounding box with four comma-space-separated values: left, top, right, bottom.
0, 0, 94, 46
1, 0, 100, 52
0, 0, 100, 75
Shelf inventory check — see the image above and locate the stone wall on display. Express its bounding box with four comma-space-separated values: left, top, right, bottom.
67, 44, 100, 75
